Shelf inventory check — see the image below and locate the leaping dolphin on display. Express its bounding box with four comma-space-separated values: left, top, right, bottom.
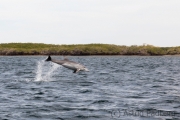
45, 55, 89, 73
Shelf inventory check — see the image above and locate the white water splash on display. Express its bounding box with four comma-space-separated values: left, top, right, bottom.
35, 60, 44, 81
45, 62, 60, 81
35, 60, 60, 81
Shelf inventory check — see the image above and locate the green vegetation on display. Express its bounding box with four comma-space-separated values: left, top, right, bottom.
0, 43, 180, 55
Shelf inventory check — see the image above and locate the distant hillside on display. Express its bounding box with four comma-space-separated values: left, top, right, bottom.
0, 43, 180, 55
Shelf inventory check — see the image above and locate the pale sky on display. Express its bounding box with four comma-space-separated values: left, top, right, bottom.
0, 0, 180, 47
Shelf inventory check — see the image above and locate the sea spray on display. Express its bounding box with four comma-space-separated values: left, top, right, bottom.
45, 62, 60, 81
35, 60, 60, 81
35, 60, 44, 81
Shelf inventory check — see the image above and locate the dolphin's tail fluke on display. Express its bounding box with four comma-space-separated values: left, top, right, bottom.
45, 55, 51, 61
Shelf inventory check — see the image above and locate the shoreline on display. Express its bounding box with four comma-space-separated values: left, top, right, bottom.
0, 55, 180, 57
1, 43, 180, 56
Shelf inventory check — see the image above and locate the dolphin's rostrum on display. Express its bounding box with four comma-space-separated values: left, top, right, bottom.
45, 55, 89, 73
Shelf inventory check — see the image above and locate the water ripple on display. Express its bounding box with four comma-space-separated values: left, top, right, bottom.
0, 56, 180, 120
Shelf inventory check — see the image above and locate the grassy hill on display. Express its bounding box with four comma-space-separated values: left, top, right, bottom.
0, 43, 180, 55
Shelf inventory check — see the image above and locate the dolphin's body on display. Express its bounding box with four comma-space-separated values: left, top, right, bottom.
45, 56, 89, 73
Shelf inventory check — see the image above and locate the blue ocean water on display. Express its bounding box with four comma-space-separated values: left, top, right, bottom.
0, 56, 180, 120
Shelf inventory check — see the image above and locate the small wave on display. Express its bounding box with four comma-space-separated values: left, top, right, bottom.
34, 91, 44, 95
152, 85, 162, 88
99, 72, 109, 75
92, 100, 112, 104
78, 81, 95, 86
79, 89, 92, 93
33, 96, 43, 100
125, 95, 145, 99
74, 115, 89, 119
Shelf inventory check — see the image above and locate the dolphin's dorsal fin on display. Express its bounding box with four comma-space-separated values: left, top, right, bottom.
45, 55, 51, 61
